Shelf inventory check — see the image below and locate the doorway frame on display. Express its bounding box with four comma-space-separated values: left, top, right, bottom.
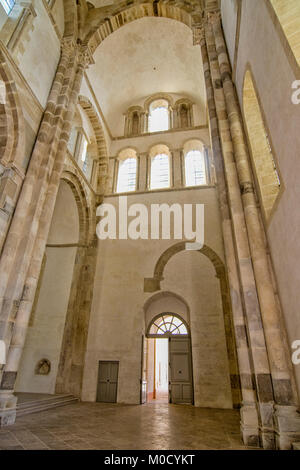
96, 360, 119, 404
144, 312, 194, 405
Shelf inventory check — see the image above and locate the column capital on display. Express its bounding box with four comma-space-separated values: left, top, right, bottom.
192, 26, 205, 46
207, 10, 221, 25
61, 36, 77, 55
78, 45, 95, 69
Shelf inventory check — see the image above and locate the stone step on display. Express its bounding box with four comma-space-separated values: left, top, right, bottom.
17, 394, 79, 417
292, 442, 300, 450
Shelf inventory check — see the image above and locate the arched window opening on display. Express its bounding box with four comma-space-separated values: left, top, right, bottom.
1, 0, 15, 15
149, 100, 169, 133
185, 150, 207, 187
270, 0, 300, 66
116, 149, 137, 193
148, 314, 188, 338
150, 151, 170, 190
81, 136, 88, 163
243, 70, 281, 220
67, 127, 79, 156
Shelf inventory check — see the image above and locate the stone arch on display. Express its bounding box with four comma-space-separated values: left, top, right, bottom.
0, 49, 25, 169
144, 241, 241, 408
269, 0, 300, 68
144, 291, 191, 333
148, 143, 171, 159
84, 2, 203, 54
61, 169, 93, 245
174, 98, 194, 129
144, 242, 225, 292
242, 67, 281, 222
78, 95, 109, 195
124, 105, 145, 137
144, 93, 174, 113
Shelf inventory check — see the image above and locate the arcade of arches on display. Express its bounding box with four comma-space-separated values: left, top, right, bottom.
0, 0, 299, 451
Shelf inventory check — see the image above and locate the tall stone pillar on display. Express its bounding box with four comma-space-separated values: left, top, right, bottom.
0, 38, 92, 426
138, 153, 148, 192
195, 8, 300, 448
210, 12, 300, 450
194, 25, 260, 448
172, 149, 183, 189
55, 238, 98, 397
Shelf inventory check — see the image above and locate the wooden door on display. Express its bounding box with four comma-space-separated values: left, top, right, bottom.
169, 337, 193, 404
96, 361, 119, 403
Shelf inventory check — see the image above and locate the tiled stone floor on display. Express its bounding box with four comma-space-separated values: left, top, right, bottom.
0, 402, 251, 450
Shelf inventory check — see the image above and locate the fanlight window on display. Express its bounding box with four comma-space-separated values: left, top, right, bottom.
148, 314, 188, 337
150, 153, 170, 190
1, 0, 15, 14
185, 150, 207, 187
117, 158, 137, 193
149, 100, 169, 133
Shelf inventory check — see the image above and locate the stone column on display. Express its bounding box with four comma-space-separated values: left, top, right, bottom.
197, 9, 300, 448
138, 153, 148, 192
172, 149, 183, 189
209, 12, 300, 449
0, 40, 91, 426
205, 18, 278, 449
194, 25, 261, 448
56, 238, 98, 397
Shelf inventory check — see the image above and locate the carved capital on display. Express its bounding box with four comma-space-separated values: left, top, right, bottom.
207, 10, 221, 25
192, 26, 205, 46
78, 45, 95, 69
61, 36, 76, 55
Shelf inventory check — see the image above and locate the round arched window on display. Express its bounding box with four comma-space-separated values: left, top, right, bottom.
148, 314, 188, 338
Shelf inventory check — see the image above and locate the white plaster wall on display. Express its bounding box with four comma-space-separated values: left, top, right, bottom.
110, 127, 210, 157
13, 1, 61, 108
16, 182, 80, 394
221, 0, 238, 66
224, 0, 300, 399
82, 187, 233, 409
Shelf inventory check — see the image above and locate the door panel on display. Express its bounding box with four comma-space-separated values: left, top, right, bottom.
140, 336, 148, 404
96, 361, 119, 403
169, 337, 193, 404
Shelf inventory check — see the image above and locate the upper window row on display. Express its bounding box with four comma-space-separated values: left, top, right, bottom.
116, 142, 208, 194
0, 0, 15, 14
124, 96, 194, 137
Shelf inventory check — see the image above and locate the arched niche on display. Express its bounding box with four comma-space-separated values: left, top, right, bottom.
144, 291, 190, 335
243, 68, 281, 222
47, 180, 80, 245
144, 241, 241, 408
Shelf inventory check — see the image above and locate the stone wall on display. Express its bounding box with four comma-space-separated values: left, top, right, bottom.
81, 187, 234, 409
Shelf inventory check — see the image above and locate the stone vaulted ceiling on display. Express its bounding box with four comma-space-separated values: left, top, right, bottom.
86, 15, 206, 137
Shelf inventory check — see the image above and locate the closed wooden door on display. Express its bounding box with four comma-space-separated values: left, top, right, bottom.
169, 337, 193, 404
96, 361, 119, 403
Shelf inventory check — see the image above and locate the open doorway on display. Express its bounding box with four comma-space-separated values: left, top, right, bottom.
142, 313, 194, 405
145, 338, 169, 403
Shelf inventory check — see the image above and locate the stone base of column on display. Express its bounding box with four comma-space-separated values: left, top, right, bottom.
259, 402, 276, 450
0, 390, 17, 427
274, 405, 300, 450
240, 403, 260, 448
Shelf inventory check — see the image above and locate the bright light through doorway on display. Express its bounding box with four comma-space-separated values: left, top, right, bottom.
155, 338, 168, 403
